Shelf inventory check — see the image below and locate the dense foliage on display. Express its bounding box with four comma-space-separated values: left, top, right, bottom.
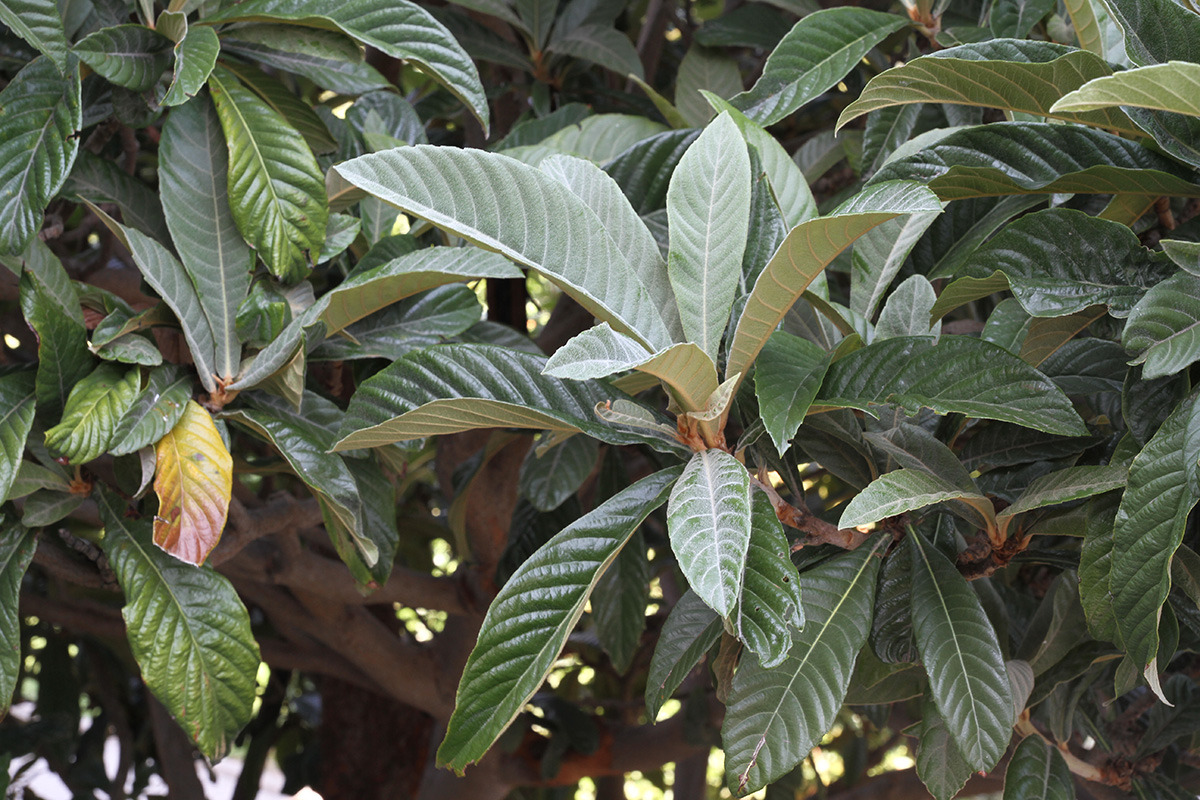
3, 0, 1200, 796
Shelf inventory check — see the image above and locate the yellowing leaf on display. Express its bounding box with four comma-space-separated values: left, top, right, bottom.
153, 401, 233, 565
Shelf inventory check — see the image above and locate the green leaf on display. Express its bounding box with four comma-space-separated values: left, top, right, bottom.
851, 212, 941, 321
915, 699, 975, 800
1100, 0, 1200, 66
333, 146, 674, 349
0, 373, 36, 504
312, 285, 481, 361
916, 195, 1044, 282
0, 0, 68, 71
592, 529, 650, 674
730, 7, 909, 126
22, 490, 82, 526
436, 466, 681, 772
818, 336, 1088, 437
0, 524, 36, 715
871, 122, 1200, 200
998, 465, 1127, 535
44, 364, 139, 465
992, 0, 1056, 38
726, 180, 943, 384
219, 26, 391, 95
1003, 734, 1075, 800
737, 490, 804, 669
1052, 61, 1200, 119
108, 366, 192, 457
962, 208, 1172, 318
204, 0, 490, 132
222, 63, 338, 155
839, 468, 994, 531
97, 488, 260, 762
870, 535, 916, 664
208, 67, 328, 283
74, 25, 174, 91
1111, 392, 1200, 673
604, 128, 699, 214
546, 24, 644, 80
160, 20, 220, 107
1074, 493, 1122, 642
317, 246, 520, 337
17, 242, 91, 417
63, 151, 172, 246
722, 536, 886, 793
0, 57, 80, 255
160, 93, 254, 383
519, 434, 598, 511
645, 589, 722, 718
875, 275, 938, 341
94, 332, 162, 366
676, 45, 743, 128
1064, 0, 1103, 55
1123, 272, 1200, 380
754, 331, 832, 456
910, 527, 1014, 771
333, 344, 667, 450
666, 112, 750, 362
838, 43, 1137, 137
508, 114, 669, 167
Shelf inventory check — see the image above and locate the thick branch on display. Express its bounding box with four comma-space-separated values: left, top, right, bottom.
753, 476, 870, 550
210, 495, 321, 566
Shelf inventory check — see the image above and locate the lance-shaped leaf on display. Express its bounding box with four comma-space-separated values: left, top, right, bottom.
838, 42, 1138, 136
108, 367, 192, 457
220, 26, 391, 95
592, 530, 650, 674
726, 181, 942, 383
205, 0, 489, 131
667, 449, 753, 620
0, 524, 36, 716
910, 528, 1014, 771
0, 0, 68, 71
333, 147, 673, 349
519, 434, 598, 512
334, 344, 667, 450
730, 7, 908, 126
317, 247, 519, 336
221, 63, 338, 156
208, 67, 327, 284
17, 243, 91, 417
97, 488, 260, 761
74, 25, 174, 92
851, 211, 941, 322
916, 699, 975, 800
312, 285, 481, 361
840, 468, 995, 533
153, 401, 233, 566
1003, 734, 1074, 800
44, 364, 139, 465
546, 24, 644, 79
0, 57, 80, 256
160, 93, 254, 382
1052, 62, 1200, 119
666, 112, 751, 363
89, 206, 220, 393
722, 536, 886, 793
0, 373, 36, 504
63, 152, 172, 246
737, 490, 804, 668
437, 466, 681, 772
604, 128, 700, 214
677, 45, 743, 128
160, 17, 220, 107
997, 465, 1127, 537
1111, 393, 1200, 673
754, 331, 832, 456
871, 535, 916, 664
645, 590, 722, 719
961, 208, 1172, 319
1123, 272, 1200, 380
871, 122, 1200, 200
818, 336, 1088, 436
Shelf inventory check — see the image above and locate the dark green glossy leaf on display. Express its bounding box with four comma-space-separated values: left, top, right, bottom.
0, 0, 68, 71
754, 331, 832, 456
644, 589, 722, 719
0, 372, 36, 504
604, 128, 700, 214
0, 524, 36, 715
1124, 272, 1200, 380
870, 536, 915, 664
1102, 0, 1200, 66
74, 25, 173, 91
592, 529, 650, 674
519, 434, 598, 512
219, 25, 391, 95
17, 242, 91, 418
160, 18, 219, 107
915, 699, 974, 800
1003, 734, 1074, 800
222, 63, 338, 155
63, 151, 171, 246
44, 363, 139, 464
736, 490, 804, 669
109, 366, 192, 457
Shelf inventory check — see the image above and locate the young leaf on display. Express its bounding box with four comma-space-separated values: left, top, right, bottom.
153, 401, 233, 566
736, 490, 804, 668
851, 211, 941, 321
910, 528, 1014, 771
754, 331, 832, 456
160, 18, 220, 107
73, 25, 174, 92
667, 449, 753, 620
159, 93, 254, 383
108, 367, 192, 457
730, 7, 909, 126
97, 488, 260, 762
208, 68, 328, 284
666, 112, 751, 363
0, 0, 68, 72
436, 466, 682, 772
1123, 272, 1200, 379
204, 0, 490, 132
840, 468, 994, 532
0, 57, 80, 256
722, 535, 886, 793
644, 590, 722, 719
0, 373, 36, 504
44, 364, 139, 465
335, 147, 674, 349
1003, 734, 1074, 800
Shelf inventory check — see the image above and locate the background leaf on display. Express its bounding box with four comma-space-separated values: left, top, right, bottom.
0, 526, 37, 716
754, 331, 832, 455
644, 590, 722, 719
1003, 734, 1074, 800
0, 373, 36, 504
108, 367, 191, 457
0, 0, 68, 71
153, 401, 233, 566
17, 243, 91, 417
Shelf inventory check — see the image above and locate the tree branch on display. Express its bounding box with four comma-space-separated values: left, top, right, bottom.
752, 475, 871, 550
210, 494, 322, 566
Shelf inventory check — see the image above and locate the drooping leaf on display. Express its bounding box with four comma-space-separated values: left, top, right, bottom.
0, 57, 80, 256
676, 44, 743, 127
817, 336, 1089, 437
108, 367, 192, 457
153, 401, 233, 566
62, 151, 172, 246
519, 434, 599, 511
0, 0, 68, 71
44, 364, 139, 465
915, 699, 975, 800
159, 17, 220, 106
874, 275, 938, 341
736, 490, 804, 668
870, 535, 916, 664
205, 0, 489, 131
0, 523, 36, 716
754, 331, 832, 456
1111, 392, 1200, 674
208, 67, 328, 284
0, 373, 36, 504
1123, 272, 1200, 380
729, 7, 909, 126
436, 466, 682, 772
159, 93, 255, 383
334, 146, 674, 349
312, 285, 481, 361
17, 243, 91, 417
916, 195, 1044, 282
592, 529, 650, 674
998, 465, 1126, 536
667, 449, 752, 620
909, 527, 1014, 771
840, 468, 994, 532
722, 535, 886, 793
97, 488, 260, 762
644, 589, 722, 719
726, 181, 943, 384
1003, 734, 1075, 800
219, 25, 391, 95
74, 25, 174, 92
